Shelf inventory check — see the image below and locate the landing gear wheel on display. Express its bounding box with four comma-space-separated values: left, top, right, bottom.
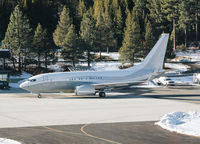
38, 94, 42, 98
99, 92, 106, 97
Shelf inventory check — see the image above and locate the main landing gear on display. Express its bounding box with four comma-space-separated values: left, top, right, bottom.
99, 91, 106, 97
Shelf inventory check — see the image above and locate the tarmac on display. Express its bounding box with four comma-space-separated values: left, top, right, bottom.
0, 86, 200, 144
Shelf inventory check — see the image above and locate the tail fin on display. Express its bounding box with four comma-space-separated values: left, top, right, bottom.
139, 33, 169, 72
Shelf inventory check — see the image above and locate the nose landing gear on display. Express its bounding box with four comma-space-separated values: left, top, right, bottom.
37, 93, 42, 98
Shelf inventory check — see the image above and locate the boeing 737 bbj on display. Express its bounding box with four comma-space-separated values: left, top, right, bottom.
20, 33, 169, 98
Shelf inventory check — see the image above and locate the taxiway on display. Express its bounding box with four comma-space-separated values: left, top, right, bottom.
0, 87, 200, 144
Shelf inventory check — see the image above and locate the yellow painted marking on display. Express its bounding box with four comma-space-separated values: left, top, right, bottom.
0, 114, 122, 143
42, 126, 83, 136
80, 124, 122, 144
0, 114, 82, 136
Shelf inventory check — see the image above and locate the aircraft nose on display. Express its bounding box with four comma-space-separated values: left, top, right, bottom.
19, 81, 29, 89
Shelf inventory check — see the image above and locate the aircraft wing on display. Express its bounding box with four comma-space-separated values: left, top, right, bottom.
92, 70, 169, 90
92, 81, 145, 90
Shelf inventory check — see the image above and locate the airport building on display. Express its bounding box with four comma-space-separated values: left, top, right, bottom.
0, 49, 11, 89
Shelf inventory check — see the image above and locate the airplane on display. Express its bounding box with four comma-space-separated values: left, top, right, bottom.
20, 33, 169, 98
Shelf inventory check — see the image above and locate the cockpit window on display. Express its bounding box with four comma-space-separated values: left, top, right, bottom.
29, 79, 36, 82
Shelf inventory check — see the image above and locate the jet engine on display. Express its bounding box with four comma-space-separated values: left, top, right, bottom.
75, 85, 96, 96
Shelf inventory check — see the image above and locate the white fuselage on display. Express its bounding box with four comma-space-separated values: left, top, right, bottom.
20, 67, 153, 93
20, 33, 169, 95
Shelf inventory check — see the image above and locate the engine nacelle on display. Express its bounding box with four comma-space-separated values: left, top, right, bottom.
75, 85, 95, 96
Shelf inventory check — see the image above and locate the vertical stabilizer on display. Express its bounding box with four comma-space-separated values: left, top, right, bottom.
139, 33, 169, 71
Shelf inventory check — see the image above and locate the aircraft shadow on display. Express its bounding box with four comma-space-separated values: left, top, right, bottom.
147, 94, 200, 102
57, 87, 200, 102
0, 88, 29, 93
57, 88, 155, 99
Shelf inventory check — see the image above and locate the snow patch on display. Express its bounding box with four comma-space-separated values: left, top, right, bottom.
9, 79, 27, 88
0, 138, 22, 144
155, 111, 200, 136
48, 64, 62, 72
91, 61, 121, 71
175, 50, 200, 62
97, 52, 120, 60
165, 63, 189, 71
10, 72, 32, 79
170, 76, 193, 85
10, 72, 32, 88
131, 81, 159, 88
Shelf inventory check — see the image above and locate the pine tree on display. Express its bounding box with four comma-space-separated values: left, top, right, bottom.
76, 0, 87, 31
103, 0, 112, 28
131, 5, 143, 57
1, 4, 33, 71
93, 0, 103, 23
189, 0, 200, 44
119, 7, 142, 65
113, 6, 123, 50
116, 7, 123, 39
178, 0, 192, 47
161, 0, 180, 51
119, 0, 131, 12
102, 0, 117, 53
80, 11, 96, 67
147, 0, 167, 38
119, 10, 134, 64
53, 5, 72, 48
92, 0, 117, 55
195, 0, 200, 44
134, 0, 147, 36
32, 23, 49, 67
61, 25, 81, 67
166, 31, 175, 59
111, 0, 119, 12
104, 0, 123, 49
145, 20, 155, 55
93, 14, 104, 57
77, 0, 87, 20
94, 17, 116, 57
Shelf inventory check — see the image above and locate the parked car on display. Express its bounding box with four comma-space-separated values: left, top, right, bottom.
193, 73, 200, 84
179, 58, 190, 63
156, 77, 175, 86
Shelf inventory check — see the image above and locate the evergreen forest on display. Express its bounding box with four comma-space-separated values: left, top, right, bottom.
0, 0, 199, 72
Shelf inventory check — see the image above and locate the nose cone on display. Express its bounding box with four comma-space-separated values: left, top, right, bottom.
19, 81, 29, 90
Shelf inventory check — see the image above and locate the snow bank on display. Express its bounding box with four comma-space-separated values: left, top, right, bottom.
155, 111, 200, 137
0, 138, 22, 144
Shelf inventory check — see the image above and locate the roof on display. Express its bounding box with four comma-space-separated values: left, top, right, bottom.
0, 49, 9, 52
0, 49, 11, 58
